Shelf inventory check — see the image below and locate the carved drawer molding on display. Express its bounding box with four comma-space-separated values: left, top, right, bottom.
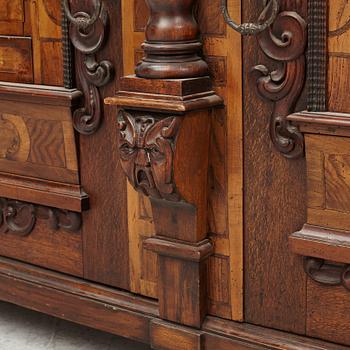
0, 83, 88, 213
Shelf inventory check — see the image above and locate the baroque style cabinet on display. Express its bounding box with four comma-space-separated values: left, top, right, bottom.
0, 0, 349, 349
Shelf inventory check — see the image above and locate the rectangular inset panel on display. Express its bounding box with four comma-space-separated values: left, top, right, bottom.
0, 36, 33, 83
306, 134, 350, 231
0, 0, 24, 21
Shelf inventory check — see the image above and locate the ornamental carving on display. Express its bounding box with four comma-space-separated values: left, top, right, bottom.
0, 198, 82, 237
304, 257, 350, 292
63, 0, 114, 134
118, 110, 181, 201
252, 10, 307, 159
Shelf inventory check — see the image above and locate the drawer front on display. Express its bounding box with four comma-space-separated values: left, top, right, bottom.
0, 200, 83, 276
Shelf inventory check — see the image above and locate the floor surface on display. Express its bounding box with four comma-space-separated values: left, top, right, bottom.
0, 302, 150, 350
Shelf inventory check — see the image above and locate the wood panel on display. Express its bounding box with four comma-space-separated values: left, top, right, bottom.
122, 0, 158, 299
0, 218, 83, 276
306, 134, 350, 232
307, 280, 350, 346
0, 36, 33, 83
328, 0, 350, 112
0, 92, 79, 185
0, 0, 31, 37
243, 0, 308, 334
29, 0, 63, 86
79, 0, 130, 290
0, 0, 24, 21
121, 0, 244, 320
0, 0, 62, 84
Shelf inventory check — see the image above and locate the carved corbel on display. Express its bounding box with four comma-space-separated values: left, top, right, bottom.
106, 0, 222, 329
118, 110, 181, 202
63, 0, 114, 135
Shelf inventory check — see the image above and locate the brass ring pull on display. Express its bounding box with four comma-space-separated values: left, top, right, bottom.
221, 0, 279, 35
63, 0, 102, 31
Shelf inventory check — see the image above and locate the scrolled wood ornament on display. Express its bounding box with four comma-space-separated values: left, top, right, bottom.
63, 0, 114, 135
118, 110, 182, 202
304, 257, 350, 293
252, 10, 307, 159
0, 198, 82, 236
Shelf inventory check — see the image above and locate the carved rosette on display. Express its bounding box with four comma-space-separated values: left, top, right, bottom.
0, 198, 81, 236
304, 257, 350, 292
64, 0, 114, 135
252, 11, 307, 159
118, 110, 181, 201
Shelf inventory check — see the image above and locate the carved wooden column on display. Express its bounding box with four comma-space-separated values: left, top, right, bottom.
106, 0, 222, 329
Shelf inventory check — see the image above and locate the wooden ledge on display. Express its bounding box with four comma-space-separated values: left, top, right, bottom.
0, 82, 82, 107
287, 111, 350, 136
289, 224, 350, 264
144, 237, 213, 262
105, 75, 223, 113
0, 173, 89, 212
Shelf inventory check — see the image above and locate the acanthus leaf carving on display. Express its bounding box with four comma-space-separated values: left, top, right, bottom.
118, 110, 182, 202
0, 198, 82, 237
251, 10, 307, 159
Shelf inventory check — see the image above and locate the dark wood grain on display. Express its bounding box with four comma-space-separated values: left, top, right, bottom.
243, 0, 308, 334
74, 0, 130, 290
0, 256, 347, 350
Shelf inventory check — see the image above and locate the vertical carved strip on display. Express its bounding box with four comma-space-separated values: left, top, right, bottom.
307, 0, 327, 111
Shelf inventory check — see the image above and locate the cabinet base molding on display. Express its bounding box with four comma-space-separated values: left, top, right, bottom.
0, 256, 347, 350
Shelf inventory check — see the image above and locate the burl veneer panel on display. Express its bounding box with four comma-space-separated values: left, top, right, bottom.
243, 0, 308, 334
122, 0, 244, 320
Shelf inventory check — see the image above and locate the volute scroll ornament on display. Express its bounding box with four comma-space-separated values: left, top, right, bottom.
223, 2, 307, 159
63, 0, 114, 135
118, 110, 182, 202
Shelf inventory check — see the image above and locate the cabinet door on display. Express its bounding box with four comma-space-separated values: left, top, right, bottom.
0, 0, 130, 290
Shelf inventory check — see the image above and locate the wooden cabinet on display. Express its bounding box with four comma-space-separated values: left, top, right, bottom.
0, 1, 349, 349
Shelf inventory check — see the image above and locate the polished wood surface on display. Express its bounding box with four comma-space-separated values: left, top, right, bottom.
243, 0, 308, 334
121, 0, 244, 322
0, 257, 348, 350
0, 0, 349, 348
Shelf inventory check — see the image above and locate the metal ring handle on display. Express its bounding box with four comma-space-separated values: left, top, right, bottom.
63, 0, 102, 30
221, 0, 279, 35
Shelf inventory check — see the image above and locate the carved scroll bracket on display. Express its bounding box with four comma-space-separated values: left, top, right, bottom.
0, 198, 82, 237
252, 10, 307, 159
304, 257, 350, 293
223, 3, 307, 158
64, 0, 114, 135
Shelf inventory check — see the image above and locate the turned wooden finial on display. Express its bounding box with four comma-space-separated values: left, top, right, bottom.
135, 0, 209, 79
